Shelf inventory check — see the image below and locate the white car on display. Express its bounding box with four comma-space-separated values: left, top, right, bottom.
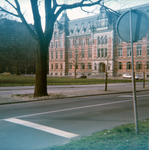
122, 74, 132, 79
135, 75, 143, 80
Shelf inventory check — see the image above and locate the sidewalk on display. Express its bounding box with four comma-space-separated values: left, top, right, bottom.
0, 83, 148, 105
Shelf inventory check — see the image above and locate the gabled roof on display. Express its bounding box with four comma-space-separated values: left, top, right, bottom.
59, 11, 70, 22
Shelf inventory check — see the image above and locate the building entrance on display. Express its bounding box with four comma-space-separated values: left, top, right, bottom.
99, 63, 105, 72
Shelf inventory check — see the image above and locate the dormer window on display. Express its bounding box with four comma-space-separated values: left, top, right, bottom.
70, 29, 73, 35
75, 24, 78, 34
54, 23, 57, 29
88, 22, 91, 32
101, 12, 105, 18
81, 23, 84, 33
98, 37, 100, 45
54, 31, 58, 39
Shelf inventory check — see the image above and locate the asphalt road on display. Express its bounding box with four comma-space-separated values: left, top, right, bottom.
0, 91, 148, 150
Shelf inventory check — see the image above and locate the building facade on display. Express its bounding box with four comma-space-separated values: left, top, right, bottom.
49, 3, 149, 78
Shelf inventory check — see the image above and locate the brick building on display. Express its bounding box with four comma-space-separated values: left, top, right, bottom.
49, 3, 149, 78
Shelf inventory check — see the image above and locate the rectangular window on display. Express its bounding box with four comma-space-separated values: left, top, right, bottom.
81, 63, 85, 69
101, 49, 104, 57
69, 51, 72, 59
55, 41, 58, 48
69, 40, 72, 48
81, 49, 85, 58
61, 64, 63, 69
88, 63, 92, 69
51, 64, 53, 69
60, 34, 63, 39
118, 38, 122, 43
60, 41, 63, 48
51, 42, 53, 49
118, 48, 123, 57
88, 38, 91, 46
51, 51, 53, 60
82, 39, 85, 47
147, 46, 149, 55
105, 48, 107, 57
56, 51, 58, 59
60, 50, 63, 59
75, 40, 78, 47
127, 47, 131, 57
98, 49, 100, 57
88, 49, 92, 58
137, 46, 142, 56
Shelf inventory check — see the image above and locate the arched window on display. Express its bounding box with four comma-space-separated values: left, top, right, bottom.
81, 63, 85, 69
69, 63, 72, 69
118, 62, 122, 70
136, 61, 142, 70
127, 62, 132, 70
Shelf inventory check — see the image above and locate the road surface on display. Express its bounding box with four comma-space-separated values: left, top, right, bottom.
0, 91, 148, 150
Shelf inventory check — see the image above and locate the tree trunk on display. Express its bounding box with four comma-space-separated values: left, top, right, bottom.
34, 42, 48, 97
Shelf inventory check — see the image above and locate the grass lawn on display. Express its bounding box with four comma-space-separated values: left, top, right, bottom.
0, 75, 147, 86
45, 119, 149, 150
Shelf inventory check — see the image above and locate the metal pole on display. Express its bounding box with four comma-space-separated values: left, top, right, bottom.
130, 9, 139, 134
143, 70, 145, 88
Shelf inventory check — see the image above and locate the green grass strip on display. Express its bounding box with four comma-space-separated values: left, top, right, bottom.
45, 119, 149, 150
1, 75, 147, 87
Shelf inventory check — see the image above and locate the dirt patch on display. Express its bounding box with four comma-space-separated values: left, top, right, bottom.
10, 93, 67, 101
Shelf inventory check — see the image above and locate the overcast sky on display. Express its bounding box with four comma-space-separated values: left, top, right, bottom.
1, 0, 149, 28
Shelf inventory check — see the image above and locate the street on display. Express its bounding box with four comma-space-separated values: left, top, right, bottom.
0, 91, 148, 150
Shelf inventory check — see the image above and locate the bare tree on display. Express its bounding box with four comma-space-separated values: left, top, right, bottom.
0, 0, 102, 97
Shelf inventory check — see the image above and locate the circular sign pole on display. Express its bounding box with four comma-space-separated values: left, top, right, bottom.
129, 9, 139, 134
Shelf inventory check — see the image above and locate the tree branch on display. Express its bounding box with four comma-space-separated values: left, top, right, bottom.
5, 0, 17, 9
81, 6, 97, 15
52, 0, 58, 14
1, 0, 38, 41
54, 0, 102, 20
0, 7, 18, 17
30, 0, 44, 42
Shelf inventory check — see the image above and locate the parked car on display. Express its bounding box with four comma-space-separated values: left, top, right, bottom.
0, 72, 11, 76
77, 74, 87, 79
135, 75, 143, 80
122, 74, 132, 79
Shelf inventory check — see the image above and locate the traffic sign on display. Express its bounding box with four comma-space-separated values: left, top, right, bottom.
116, 9, 149, 43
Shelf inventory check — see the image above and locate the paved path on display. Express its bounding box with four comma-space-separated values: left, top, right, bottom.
0, 82, 148, 105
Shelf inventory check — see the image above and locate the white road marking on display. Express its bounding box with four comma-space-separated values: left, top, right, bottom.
119, 95, 149, 98
4, 118, 79, 138
5, 99, 133, 119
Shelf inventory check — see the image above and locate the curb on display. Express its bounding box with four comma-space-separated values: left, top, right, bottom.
0, 89, 148, 106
